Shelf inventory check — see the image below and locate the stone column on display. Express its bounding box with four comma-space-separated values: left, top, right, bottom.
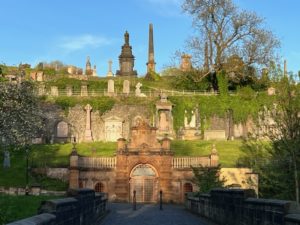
84, 104, 93, 141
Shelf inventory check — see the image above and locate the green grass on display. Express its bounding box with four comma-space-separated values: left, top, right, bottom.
172, 140, 244, 167
0, 194, 62, 224
0, 142, 116, 189
31, 141, 116, 168
0, 140, 242, 189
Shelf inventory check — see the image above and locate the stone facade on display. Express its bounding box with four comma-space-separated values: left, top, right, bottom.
69, 120, 253, 204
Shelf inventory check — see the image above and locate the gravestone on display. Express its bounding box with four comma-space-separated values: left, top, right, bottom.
50, 86, 59, 96
81, 85, 88, 97
159, 112, 169, 131
107, 79, 115, 96
3, 151, 10, 168
267, 87, 276, 95
189, 111, 196, 128
104, 116, 123, 141
56, 121, 68, 138
123, 80, 130, 95
184, 110, 189, 128
135, 82, 146, 97
66, 85, 73, 96
36, 72, 44, 82
38, 85, 45, 96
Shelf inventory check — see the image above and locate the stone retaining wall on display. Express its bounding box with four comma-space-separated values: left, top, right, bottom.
7, 189, 107, 225
186, 189, 300, 225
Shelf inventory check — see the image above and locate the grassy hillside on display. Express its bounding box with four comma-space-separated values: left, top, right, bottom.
172, 140, 244, 167
0, 140, 243, 189
0, 194, 61, 224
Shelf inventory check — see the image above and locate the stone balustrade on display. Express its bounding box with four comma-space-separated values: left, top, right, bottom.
78, 157, 116, 169
172, 157, 211, 168
7, 189, 107, 225
185, 188, 300, 225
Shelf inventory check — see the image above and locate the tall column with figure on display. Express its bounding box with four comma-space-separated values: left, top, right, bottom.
84, 104, 93, 142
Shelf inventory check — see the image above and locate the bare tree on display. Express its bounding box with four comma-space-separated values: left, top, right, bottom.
183, 0, 280, 73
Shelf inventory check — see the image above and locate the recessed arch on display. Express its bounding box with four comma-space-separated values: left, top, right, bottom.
94, 182, 105, 193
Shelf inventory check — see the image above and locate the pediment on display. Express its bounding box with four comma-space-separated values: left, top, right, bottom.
103, 115, 123, 122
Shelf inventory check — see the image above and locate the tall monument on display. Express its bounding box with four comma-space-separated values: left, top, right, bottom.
116, 31, 137, 77
147, 23, 156, 73
85, 56, 92, 75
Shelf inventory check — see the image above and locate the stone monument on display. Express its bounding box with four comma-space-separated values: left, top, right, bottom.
3, 150, 10, 168
106, 60, 114, 77
85, 56, 92, 75
116, 31, 137, 77
180, 54, 192, 72
81, 84, 88, 97
145, 23, 156, 78
50, 86, 59, 96
123, 80, 130, 95
92, 65, 97, 76
84, 104, 93, 142
135, 82, 146, 97
107, 79, 115, 96
155, 94, 174, 137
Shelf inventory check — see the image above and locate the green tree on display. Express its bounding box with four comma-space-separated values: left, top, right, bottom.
0, 81, 45, 147
192, 164, 226, 193
239, 77, 300, 202
182, 0, 280, 81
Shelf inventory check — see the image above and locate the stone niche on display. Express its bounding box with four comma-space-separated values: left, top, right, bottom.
155, 94, 174, 138
104, 116, 123, 142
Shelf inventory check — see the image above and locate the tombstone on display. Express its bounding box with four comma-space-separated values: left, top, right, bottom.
123, 80, 130, 95
189, 111, 196, 128
184, 110, 189, 128
267, 87, 276, 95
104, 116, 123, 142
38, 85, 45, 96
3, 151, 10, 168
135, 82, 143, 97
36, 72, 44, 82
107, 79, 115, 96
56, 121, 69, 138
50, 86, 59, 96
81, 84, 88, 97
66, 85, 73, 96
159, 112, 169, 131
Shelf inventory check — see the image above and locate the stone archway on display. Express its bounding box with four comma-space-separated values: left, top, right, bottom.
130, 164, 158, 203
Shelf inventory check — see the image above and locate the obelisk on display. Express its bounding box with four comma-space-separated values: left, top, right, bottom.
146, 23, 156, 73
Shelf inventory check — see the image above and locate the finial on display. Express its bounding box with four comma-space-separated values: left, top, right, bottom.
211, 144, 218, 155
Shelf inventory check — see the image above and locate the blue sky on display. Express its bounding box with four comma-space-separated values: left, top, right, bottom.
0, 0, 299, 77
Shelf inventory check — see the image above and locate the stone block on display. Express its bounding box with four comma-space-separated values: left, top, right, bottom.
6, 213, 56, 225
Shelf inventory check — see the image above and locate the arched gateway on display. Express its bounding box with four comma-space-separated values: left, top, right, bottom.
130, 164, 158, 203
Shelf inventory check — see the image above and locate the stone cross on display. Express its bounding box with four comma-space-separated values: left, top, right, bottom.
84, 104, 93, 141
107, 60, 114, 77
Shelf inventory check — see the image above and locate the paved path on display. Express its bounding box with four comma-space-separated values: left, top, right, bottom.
99, 203, 210, 225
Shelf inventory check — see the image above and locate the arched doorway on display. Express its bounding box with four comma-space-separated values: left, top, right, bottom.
183, 182, 193, 193
94, 182, 104, 193
130, 164, 158, 203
